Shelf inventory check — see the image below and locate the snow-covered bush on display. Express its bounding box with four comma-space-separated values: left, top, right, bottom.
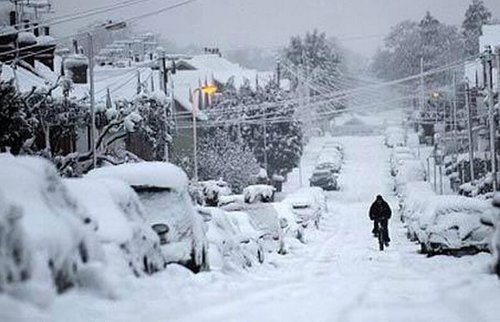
243, 185, 276, 204
88, 162, 209, 272
198, 179, 232, 207
65, 178, 166, 276
198, 128, 260, 193
0, 155, 102, 301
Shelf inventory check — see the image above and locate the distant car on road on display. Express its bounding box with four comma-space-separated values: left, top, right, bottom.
309, 169, 338, 191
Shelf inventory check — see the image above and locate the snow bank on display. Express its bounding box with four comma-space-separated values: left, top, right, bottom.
0, 156, 103, 303
88, 162, 188, 191
65, 178, 166, 276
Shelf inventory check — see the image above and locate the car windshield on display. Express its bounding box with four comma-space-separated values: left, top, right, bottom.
133, 186, 193, 235
312, 171, 331, 177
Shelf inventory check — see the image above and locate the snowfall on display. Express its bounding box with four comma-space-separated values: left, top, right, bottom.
1, 113, 500, 322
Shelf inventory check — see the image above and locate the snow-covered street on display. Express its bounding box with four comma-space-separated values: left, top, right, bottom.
6, 134, 497, 322
163, 135, 499, 322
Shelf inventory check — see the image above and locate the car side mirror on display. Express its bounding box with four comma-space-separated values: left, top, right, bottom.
152, 223, 169, 245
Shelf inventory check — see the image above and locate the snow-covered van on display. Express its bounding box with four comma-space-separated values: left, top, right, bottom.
88, 162, 209, 272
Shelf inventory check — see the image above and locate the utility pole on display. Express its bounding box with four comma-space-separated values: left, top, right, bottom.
452, 71, 458, 160
496, 46, 500, 95
482, 46, 497, 191
418, 57, 425, 157
465, 83, 475, 182
262, 110, 268, 176
276, 57, 281, 87
161, 55, 169, 162
88, 33, 97, 169
192, 89, 199, 182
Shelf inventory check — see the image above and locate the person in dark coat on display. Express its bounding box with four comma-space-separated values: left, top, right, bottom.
369, 195, 391, 245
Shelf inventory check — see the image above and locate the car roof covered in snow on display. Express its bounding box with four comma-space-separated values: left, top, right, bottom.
87, 162, 189, 190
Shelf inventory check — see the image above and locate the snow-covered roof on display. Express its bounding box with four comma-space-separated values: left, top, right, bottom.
87, 161, 189, 190
0, 63, 49, 92
171, 54, 273, 113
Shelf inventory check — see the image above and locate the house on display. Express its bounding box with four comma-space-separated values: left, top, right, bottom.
462, 24, 500, 155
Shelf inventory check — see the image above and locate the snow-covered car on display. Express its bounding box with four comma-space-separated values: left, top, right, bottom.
243, 184, 276, 204
197, 207, 264, 270
316, 150, 343, 173
220, 198, 286, 255
272, 202, 306, 243
0, 155, 101, 297
322, 141, 343, 152
88, 162, 209, 272
385, 126, 406, 148
417, 196, 494, 255
490, 193, 500, 277
65, 177, 166, 276
309, 169, 338, 191
492, 225, 500, 277
394, 160, 427, 195
284, 187, 327, 230
390, 147, 416, 177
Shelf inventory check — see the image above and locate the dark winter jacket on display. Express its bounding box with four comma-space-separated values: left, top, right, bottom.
369, 197, 391, 221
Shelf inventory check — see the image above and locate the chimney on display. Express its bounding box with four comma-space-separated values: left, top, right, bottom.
9, 11, 17, 27
73, 39, 78, 54
33, 23, 39, 37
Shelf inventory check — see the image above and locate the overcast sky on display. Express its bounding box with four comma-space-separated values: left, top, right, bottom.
48, 0, 500, 57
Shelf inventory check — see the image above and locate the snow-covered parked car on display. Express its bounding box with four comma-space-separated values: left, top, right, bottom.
220, 198, 285, 255
489, 193, 500, 277
416, 196, 494, 256
197, 207, 264, 270
243, 185, 276, 204
284, 187, 327, 230
394, 160, 427, 196
316, 152, 342, 173
0, 155, 101, 298
322, 141, 343, 153
400, 182, 435, 232
390, 147, 416, 177
88, 162, 209, 272
385, 126, 406, 148
65, 177, 166, 276
272, 202, 306, 243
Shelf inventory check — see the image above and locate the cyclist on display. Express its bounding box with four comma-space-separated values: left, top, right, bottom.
369, 195, 392, 246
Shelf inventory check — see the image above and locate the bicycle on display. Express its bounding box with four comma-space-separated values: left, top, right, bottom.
377, 223, 385, 251
373, 221, 387, 251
